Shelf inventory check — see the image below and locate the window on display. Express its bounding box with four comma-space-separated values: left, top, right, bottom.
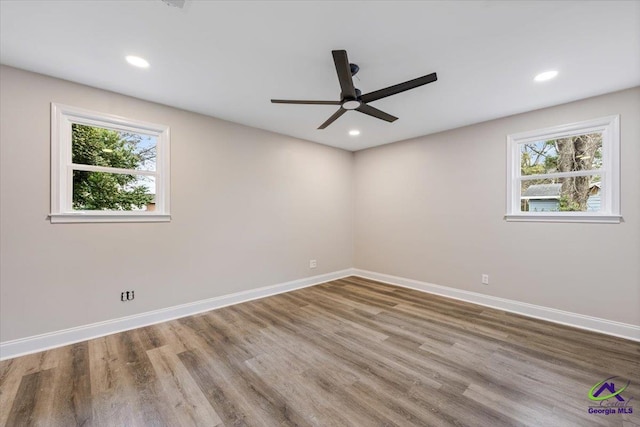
506, 116, 620, 223
51, 103, 170, 223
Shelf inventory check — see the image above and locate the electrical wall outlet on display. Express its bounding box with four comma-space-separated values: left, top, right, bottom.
121, 290, 135, 301
309, 259, 317, 269
481, 274, 489, 285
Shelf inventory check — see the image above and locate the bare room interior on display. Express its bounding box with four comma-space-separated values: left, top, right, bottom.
1, 1, 639, 426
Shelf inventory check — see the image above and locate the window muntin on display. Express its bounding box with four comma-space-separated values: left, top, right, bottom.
51, 104, 170, 223
506, 116, 620, 223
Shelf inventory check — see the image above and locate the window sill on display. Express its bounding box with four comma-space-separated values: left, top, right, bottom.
50, 213, 171, 223
504, 213, 621, 224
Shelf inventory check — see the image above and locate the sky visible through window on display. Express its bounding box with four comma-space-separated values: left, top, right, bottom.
133, 134, 157, 193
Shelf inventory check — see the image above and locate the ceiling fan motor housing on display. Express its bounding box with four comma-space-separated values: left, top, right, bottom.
342, 88, 362, 105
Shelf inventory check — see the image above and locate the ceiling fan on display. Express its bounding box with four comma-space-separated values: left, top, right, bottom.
271, 50, 437, 130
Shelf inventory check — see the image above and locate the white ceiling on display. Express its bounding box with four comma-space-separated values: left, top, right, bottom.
1, 1, 639, 151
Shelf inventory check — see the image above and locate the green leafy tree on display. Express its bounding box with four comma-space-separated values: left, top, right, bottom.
72, 124, 153, 210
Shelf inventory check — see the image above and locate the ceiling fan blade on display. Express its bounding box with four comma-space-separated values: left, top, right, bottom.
361, 72, 437, 103
271, 99, 341, 105
318, 108, 346, 129
356, 104, 398, 123
332, 50, 357, 99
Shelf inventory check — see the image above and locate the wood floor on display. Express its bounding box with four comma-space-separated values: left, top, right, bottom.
1, 277, 639, 427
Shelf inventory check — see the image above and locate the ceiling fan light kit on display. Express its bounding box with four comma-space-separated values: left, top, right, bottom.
342, 100, 361, 110
271, 50, 437, 130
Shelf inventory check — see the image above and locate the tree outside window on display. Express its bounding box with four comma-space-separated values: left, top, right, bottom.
71, 124, 156, 211
506, 116, 620, 223
520, 133, 602, 212
51, 103, 170, 223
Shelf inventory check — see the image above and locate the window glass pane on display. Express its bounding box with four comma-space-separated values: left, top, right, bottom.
71, 123, 156, 171
520, 177, 601, 213
520, 132, 602, 176
72, 171, 155, 211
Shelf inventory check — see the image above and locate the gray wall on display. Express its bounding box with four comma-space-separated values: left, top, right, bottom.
354, 87, 640, 326
0, 66, 354, 342
2, 65, 638, 344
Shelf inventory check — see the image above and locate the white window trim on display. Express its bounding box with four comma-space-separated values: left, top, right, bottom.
50, 103, 171, 223
505, 115, 620, 224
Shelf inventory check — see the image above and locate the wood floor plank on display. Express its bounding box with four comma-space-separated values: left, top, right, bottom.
115, 330, 181, 426
0, 350, 59, 427
179, 347, 301, 427
43, 343, 93, 426
154, 317, 197, 355
5, 368, 55, 427
178, 349, 252, 427
1, 276, 638, 426
146, 345, 223, 426
135, 325, 166, 351
302, 284, 384, 315
89, 333, 141, 426
244, 353, 356, 426
347, 380, 451, 427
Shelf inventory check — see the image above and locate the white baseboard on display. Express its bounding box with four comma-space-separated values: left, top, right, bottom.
3, 267, 638, 360
352, 269, 640, 342
0, 269, 353, 361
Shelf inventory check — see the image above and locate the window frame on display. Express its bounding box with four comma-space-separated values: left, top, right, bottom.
50, 103, 171, 223
505, 115, 620, 223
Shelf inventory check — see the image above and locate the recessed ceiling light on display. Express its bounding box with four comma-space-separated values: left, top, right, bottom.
125, 55, 150, 68
534, 70, 558, 82
349, 130, 360, 136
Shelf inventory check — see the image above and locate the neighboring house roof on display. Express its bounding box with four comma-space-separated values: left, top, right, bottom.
521, 182, 601, 199
522, 184, 561, 200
